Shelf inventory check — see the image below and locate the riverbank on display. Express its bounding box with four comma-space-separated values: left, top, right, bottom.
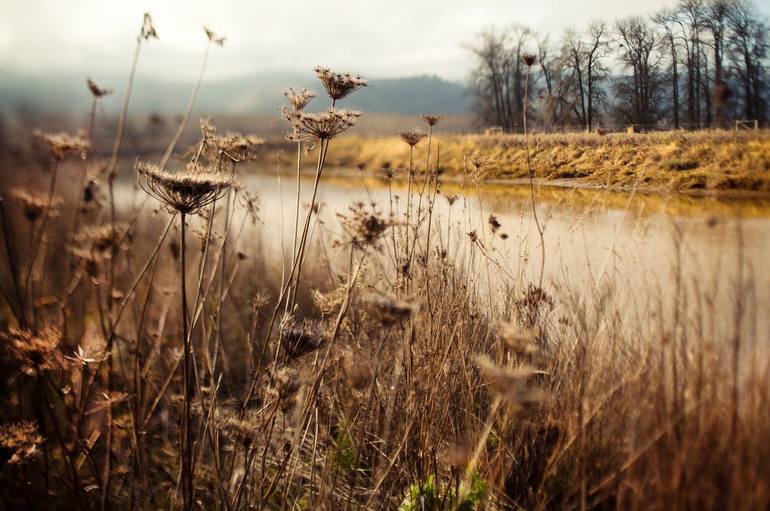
306, 129, 770, 193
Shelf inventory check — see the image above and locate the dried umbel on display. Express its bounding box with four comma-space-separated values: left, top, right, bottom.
12, 189, 62, 222
140, 12, 158, 40
364, 294, 415, 327
336, 202, 389, 250
34, 130, 90, 161
522, 53, 537, 67
86, 78, 113, 99
468, 151, 486, 172
135, 161, 232, 215
488, 214, 502, 233
399, 130, 427, 147
213, 133, 264, 163
284, 87, 317, 112
0, 421, 43, 465
421, 114, 443, 127
204, 27, 226, 46
76, 223, 130, 254
314, 66, 368, 101
294, 108, 361, 141
474, 355, 547, 406
444, 194, 459, 206
1, 327, 61, 376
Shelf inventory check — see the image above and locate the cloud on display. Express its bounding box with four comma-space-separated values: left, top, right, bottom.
3, 0, 761, 81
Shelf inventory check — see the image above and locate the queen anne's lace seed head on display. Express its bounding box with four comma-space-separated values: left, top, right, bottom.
314, 66, 367, 101
86, 78, 112, 99
140, 13, 158, 40
34, 130, 90, 161
421, 114, 442, 127
135, 161, 232, 215
398, 130, 426, 147
294, 108, 361, 142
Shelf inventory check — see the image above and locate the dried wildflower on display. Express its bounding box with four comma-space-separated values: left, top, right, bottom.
140, 13, 158, 40
336, 202, 389, 250
488, 214, 501, 233
467, 230, 478, 243
364, 294, 415, 327
135, 161, 232, 215
1, 327, 61, 375
64, 344, 104, 366
34, 130, 90, 161
522, 54, 537, 67
444, 194, 459, 206
284, 87, 317, 111
312, 284, 347, 317
474, 355, 547, 405
468, 151, 486, 173
399, 130, 426, 147
86, 78, 112, 99
76, 223, 129, 254
0, 421, 43, 465
421, 114, 442, 127
314, 66, 367, 101
204, 27, 226, 46
494, 322, 538, 356
239, 191, 260, 224
12, 189, 62, 222
213, 133, 264, 163
280, 318, 325, 360
294, 108, 361, 141
269, 368, 301, 413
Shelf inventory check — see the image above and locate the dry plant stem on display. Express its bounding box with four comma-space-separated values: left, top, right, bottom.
23, 159, 60, 315
106, 33, 144, 313
179, 211, 194, 511
0, 196, 25, 327
160, 41, 211, 169
523, 64, 545, 289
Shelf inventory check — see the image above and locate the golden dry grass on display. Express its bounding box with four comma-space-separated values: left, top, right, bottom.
320, 129, 770, 192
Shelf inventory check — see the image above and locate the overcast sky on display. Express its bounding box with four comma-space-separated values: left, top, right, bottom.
1, 0, 767, 83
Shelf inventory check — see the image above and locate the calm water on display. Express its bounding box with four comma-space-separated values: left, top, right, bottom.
124, 171, 770, 345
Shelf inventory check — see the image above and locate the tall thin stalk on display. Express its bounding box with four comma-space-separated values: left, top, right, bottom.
522, 56, 546, 289
179, 211, 194, 510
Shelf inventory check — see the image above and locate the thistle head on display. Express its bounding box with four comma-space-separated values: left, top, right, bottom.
398, 130, 426, 147
135, 161, 232, 215
314, 66, 367, 101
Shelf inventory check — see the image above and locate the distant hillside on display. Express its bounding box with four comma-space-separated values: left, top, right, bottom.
0, 70, 472, 118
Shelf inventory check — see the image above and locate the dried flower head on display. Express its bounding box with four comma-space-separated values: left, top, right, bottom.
34, 130, 90, 161
474, 355, 547, 405
284, 87, 317, 112
204, 27, 226, 46
468, 151, 486, 172
294, 108, 361, 141
399, 130, 427, 147
314, 66, 367, 101
488, 214, 502, 233
335, 202, 390, 250
280, 318, 325, 360
76, 223, 130, 254
12, 189, 62, 222
269, 368, 301, 413
0, 421, 43, 465
140, 13, 158, 40
1, 327, 61, 375
135, 161, 232, 215
522, 54, 537, 67
213, 133, 264, 163
364, 295, 415, 327
444, 194, 459, 206
421, 114, 442, 127
86, 78, 113, 99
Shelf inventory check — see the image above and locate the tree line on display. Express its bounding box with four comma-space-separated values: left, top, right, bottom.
469, 0, 769, 132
